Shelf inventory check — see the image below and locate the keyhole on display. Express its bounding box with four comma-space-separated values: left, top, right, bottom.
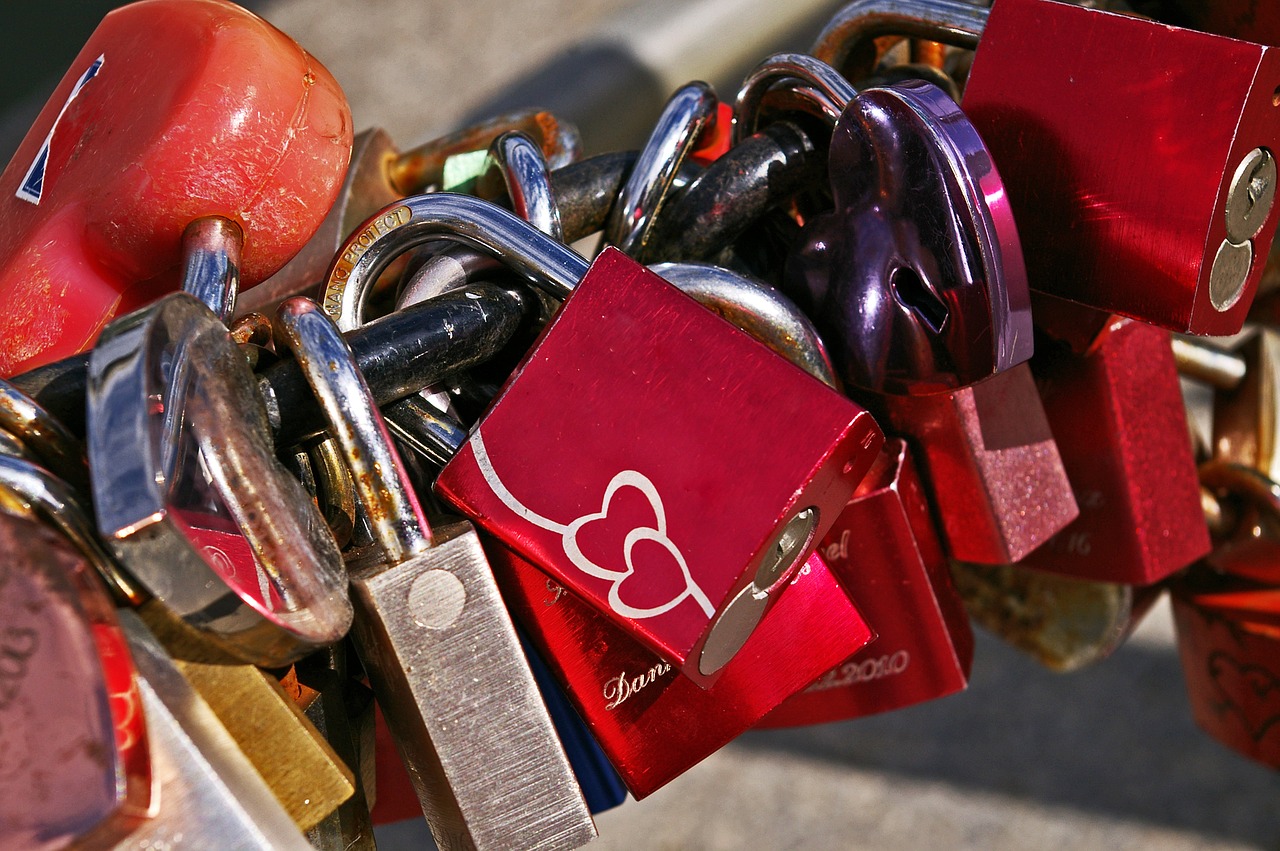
891, 267, 949, 334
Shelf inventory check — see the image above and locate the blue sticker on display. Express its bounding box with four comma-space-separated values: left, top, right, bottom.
17, 54, 104, 206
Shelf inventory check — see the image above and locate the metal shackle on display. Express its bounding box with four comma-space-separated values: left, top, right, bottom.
274, 297, 432, 565
322, 193, 593, 330
0, 375, 89, 494
734, 53, 858, 144
0, 453, 144, 606
650, 262, 839, 389
811, 0, 987, 80
396, 131, 563, 312
180, 216, 243, 323
605, 81, 719, 260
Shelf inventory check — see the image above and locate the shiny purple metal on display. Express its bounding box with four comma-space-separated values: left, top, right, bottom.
787, 79, 1031, 395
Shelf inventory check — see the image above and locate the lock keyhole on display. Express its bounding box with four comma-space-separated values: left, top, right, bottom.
891, 266, 948, 334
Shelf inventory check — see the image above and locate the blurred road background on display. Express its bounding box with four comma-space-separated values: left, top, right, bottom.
4, 2, 1279, 848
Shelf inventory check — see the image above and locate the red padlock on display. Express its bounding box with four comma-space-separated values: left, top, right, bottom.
322, 194, 884, 688
0, 0, 352, 375
487, 543, 873, 798
814, 0, 1280, 335
871, 363, 1079, 564
1172, 573, 1280, 769
757, 439, 973, 727
1021, 310, 1211, 583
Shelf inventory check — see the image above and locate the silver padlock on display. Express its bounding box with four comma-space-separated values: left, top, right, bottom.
87, 292, 352, 666
274, 296, 595, 851
115, 610, 313, 850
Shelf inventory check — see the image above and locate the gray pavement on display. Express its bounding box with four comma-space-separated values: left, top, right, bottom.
4, 2, 1279, 849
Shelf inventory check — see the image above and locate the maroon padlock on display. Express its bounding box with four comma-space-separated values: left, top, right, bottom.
1021, 308, 1211, 583
736, 56, 1078, 564
757, 439, 973, 726
320, 193, 883, 688
814, 0, 1280, 335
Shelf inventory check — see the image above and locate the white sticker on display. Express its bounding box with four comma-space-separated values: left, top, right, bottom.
17, 54, 104, 205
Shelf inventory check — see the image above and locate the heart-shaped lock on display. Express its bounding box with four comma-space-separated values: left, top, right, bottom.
0, 511, 153, 850
786, 79, 1032, 394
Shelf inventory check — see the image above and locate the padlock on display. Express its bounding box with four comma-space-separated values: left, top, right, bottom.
488, 544, 872, 798
1020, 313, 1211, 583
0, 512, 152, 851
323, 193, 883, 686
814, 0, 1280, 335
758, 439, 973, 726
603, 81, 719, 261
279, 646, 377, 851
1171, 568, 1280, 769
0, 0, 353, 374
275, 296, 595, 851
950, 561, 1163, 672
736, 56, 1074, 563
115, 610, 313, 849
240, 109, 581, 317
87, 292, 352, 666
137, 603, 356, 832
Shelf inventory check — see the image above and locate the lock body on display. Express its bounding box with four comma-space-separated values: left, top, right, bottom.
1172, 579, 1280, 769
1022, 317, 1210, 583
757, 440, 972, 727
961, 0, 1280, 335
0, 0, 352, 374
436, 247, 882, 686
488, 544, 873, 798
0, 514, 152, 850
869, 363, 1078, 564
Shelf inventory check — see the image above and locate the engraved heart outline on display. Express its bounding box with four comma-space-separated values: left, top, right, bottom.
1208, 651, 1280, 744
471, 430, 714, 620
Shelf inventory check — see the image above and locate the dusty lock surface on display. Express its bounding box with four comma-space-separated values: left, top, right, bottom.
3, 1, 1279, 849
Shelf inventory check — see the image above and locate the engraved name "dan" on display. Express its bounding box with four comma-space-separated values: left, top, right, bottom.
602, 661, 673, 710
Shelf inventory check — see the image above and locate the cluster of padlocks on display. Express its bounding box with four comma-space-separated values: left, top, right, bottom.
1, 0, 1278, 847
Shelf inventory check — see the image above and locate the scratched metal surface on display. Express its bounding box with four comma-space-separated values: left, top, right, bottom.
2, 2, 1279, 850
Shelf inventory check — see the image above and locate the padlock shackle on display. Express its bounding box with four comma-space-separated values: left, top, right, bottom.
812, 0, 986, 81
482, 131, 564, 242
387, 107, 582, 196
394, 132, 562, 315
323, 194, 589, 329
0, 376, 89, 495
605, 81, 718, 261
650, 262, 839, 389
734, 54, 857, 145
180, 216, 243, 323
0, 453, 145, 606
275, 298, 433, 564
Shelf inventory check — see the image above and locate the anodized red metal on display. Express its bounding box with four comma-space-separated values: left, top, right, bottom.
1165, 0, 1280, 43
0, 0, 352, 375
961, 0, 1280, 335
436, 248, 883, 688
0, 513, 153, 848
869, 363, 1078, 564
1020, 316, 1211, 583
487, 544, 873, 799
1171, 579, 1280, 768
756, 440, 972, 727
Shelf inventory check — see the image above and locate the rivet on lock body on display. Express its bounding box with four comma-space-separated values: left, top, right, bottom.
275, 297, 595, 851
736, 54, 1077, 564
322, 192, 884, 687
814, 0, 1280, 335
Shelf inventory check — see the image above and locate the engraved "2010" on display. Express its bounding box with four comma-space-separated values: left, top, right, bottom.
806, 650, 910, 692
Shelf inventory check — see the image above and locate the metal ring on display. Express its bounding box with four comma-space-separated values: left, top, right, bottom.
811, 0, 987, 81
734, 53, 857, 144
604, 81, 718, 260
